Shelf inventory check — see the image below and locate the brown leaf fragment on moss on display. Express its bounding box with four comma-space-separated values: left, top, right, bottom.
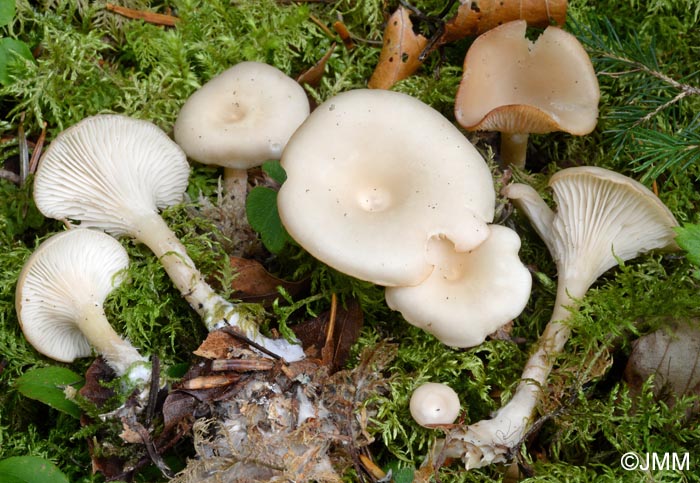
230, 256, 309, 305
440, 0, 568, 44
368, 6, 428, 90
296, 43, 336, 88
193, 329, 247, 359
293, 298, 363, 371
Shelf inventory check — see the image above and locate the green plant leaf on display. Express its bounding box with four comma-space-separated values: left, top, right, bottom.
246, 186, 293, 253
384, 461, 415, 483
0, 0, 14, 27
0, 37, 34, 85
0, 456, 70, 483
675, 223, 700, 267
14, 367, 84, 419
262, 159, 287, 184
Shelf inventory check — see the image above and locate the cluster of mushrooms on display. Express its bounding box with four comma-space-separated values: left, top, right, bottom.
14, 18, 681, 480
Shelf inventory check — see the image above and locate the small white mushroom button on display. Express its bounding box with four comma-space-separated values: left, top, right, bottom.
409, 382, 461, 427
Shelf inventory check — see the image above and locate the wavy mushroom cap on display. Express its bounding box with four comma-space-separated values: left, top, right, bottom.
16, 229, 129, 363
410, 382, 461, 427
385, 225, 531, 348
174, 61, 310, 169
278, 89, 496, 287
34, 115, 190, 237
504, 166, 679, 293
455, 20, 599, 135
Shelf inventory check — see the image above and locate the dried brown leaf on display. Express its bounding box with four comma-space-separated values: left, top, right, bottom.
368, 6, 428, 90
296, 43, 336, 88
293, 298, 363, 371
230, 256, 308, 305
193, 330, 245, 359
441, 0, 567, 44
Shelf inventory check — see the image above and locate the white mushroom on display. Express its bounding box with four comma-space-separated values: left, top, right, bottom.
33, 114, 304, 362
441, 166, 679, 469
410, 382, 461, 427
16, 229, 149, 382
385, 225, 531, 348
174, 61, 310, 216
278, 89, 496, 287
455, 20, 600, 168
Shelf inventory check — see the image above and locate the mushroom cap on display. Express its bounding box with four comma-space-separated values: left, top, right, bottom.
504, 166, 679, 294
409, 382, 461, 427
385, 225, 531, 348
34, 114, 190, 237
278, 89, 496, 287
16, 229, 129, 363
455, 20, 599, 135
174, 61, 310, 169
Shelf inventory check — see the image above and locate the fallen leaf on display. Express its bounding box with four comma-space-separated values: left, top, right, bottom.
230, 256, 309, 305
440, 0, 568, 44
333, 21, 355, 50
296, 43, 336, 88
293, 298, 363, 371
193, 329, 246, 359
368, 6, 428, 90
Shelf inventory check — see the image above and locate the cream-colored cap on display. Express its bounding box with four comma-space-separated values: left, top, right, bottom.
278, 89, 495, 287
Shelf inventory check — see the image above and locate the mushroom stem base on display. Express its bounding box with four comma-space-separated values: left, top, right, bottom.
439, 281, 586, 469
131, 213, 304, 361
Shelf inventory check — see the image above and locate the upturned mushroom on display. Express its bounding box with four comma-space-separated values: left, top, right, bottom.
16, 229, 150, 383
174, 61, 310, 218
278, 88, 496, 287
454, 20, 600, 169
385, 225, 531, 348
410, 382, 461, 427
440, 166, 679, 468
33, 114, 304, 362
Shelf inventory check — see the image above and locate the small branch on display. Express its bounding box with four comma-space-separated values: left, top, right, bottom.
598, 52, 700, 96
634, 90, 690, 127
28, 121, 47, 175
0, 169, 21, 184
220, 325, 285, 362
105, 3, 178, 26
18, 113, 28, 186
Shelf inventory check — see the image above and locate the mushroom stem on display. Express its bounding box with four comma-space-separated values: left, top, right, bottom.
222, 167, 249, 220
441, 277, 588, 468
500, 132, 529, 169
77, 301, 150, 381
131, 212, 305, 361
440, 168, 679, 470
131, 212, 233, 329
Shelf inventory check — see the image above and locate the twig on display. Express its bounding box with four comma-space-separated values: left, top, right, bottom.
321, 293, 338, 367
28, 121, 47, 175
596, 51, 700, 129
145, 355, 160, 426
105, 3, 178, 26
0, 170, 20, 184
220, 325, 286, 362
18, 113, 28, 186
